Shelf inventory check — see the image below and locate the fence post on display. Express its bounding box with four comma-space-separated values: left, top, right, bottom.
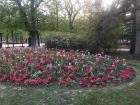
0, 33, 2, 48
6, 35, 10, 48
11, 32, 14, 48
20, 36, 24, 47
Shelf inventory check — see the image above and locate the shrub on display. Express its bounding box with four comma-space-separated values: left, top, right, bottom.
44, 32, 86, 50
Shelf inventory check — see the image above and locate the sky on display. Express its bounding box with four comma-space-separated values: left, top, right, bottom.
82, 0, 114, 10
39, 0, 115, 16
102, 0, 114, 9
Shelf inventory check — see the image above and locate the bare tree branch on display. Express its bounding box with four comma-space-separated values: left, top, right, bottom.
64, 0, 81, 31
35, 0, 43, 10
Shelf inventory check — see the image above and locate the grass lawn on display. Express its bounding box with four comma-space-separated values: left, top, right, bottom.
0, 59, 140, 105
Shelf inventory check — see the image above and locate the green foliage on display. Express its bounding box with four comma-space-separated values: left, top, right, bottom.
0, 0, 134, 50
0, 0, 27, 37
98, 23, 123, 50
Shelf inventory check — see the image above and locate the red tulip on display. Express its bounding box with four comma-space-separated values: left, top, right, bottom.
24, 80, 29, 85
21, 67, 27, 72
127, 66, 133, 70
0, 73, 3, 77
66, 76, 71, 82
84, 68, 91, 75
17, 73, 24, 80
107, 65, 116, 71
15, 79, 21, 85
47, 76, 52, 81
8, 70, 13, 75
102, 76, 107, 82
112, 77, 117, 82
12, 74, 17, 81
65, 69, 69, 73
37, 54, 42, 59
89, 79, 95, 84
58, 77, 65, 85
28, 58, 35, 64
41, 69, 47, 75
36, 77, 43, 83
36, 63, 41, 68
96, 77, 102, 81
72, 67, 78, 72
89, 76, 95, 85
58, 69, 66, 74
45, 58, 50, 64
79, 81, 87, 87
43, 79, 49, 84
2, 76, 7, 81
69, 73, 74, 79
81, 77, 87, 82
22, 74, 30, 79
28, 79, 38, 85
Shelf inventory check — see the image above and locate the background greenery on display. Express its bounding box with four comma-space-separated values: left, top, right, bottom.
0, 0, 135, 50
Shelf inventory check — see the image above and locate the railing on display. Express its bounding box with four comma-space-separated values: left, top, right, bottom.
0, 33, 28, 48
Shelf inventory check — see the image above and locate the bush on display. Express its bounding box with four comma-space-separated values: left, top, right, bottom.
44, 32, 87, 50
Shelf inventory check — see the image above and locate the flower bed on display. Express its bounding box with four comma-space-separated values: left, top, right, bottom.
0, 48, 135, 88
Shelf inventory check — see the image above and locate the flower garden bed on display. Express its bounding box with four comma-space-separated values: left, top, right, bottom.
0, 48, 136, 88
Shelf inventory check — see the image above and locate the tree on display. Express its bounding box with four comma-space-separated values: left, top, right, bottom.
92, 0, 137, 52
54, 0, 60, 31
63, 0, 81, 32
44, 0, 61, 31
135, 0, 140, 56
82, 0, 104, 51
14, 0, 43, 47
0, 0, 24, 41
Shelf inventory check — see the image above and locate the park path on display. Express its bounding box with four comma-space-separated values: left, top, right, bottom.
2, 43, 45, 48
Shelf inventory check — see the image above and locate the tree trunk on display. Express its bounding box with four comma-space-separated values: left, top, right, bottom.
11, 31, 14, 48
0, 33, 2, 48
37, 31, 40, 46
29, 31, 37, 47
130, 19, 136, 54
130, 38, 136, 54
135, 0, 140, 56
28, 36, 31, 47
56, 0, 59, 31
29, 0, 37, 47
69, 21, 74, 32
56, 9, 59, 31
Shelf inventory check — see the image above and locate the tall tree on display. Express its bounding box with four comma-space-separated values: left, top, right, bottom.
15, 0, 43, 47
